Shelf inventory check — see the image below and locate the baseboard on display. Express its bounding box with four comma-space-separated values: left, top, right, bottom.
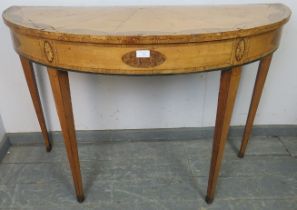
6, 125, 297, 146
0, 134, 11, 161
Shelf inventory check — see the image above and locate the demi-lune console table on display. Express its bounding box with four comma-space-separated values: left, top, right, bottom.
3, 4, 291, 203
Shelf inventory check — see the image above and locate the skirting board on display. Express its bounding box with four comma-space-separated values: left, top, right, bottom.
0, 125, 296, 161
5, 125, 297, 145
0, 134, 11, 161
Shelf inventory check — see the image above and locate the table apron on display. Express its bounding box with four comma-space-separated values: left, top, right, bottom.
10, 29, 281, 75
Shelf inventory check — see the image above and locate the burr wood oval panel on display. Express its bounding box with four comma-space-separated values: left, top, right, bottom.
2, 4, 290, 75
122, 50, 166, 68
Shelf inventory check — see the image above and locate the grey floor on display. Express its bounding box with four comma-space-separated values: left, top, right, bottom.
1, 135, 297, 210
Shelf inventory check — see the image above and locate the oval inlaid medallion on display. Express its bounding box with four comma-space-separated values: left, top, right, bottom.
122, 50, 166, 68
44, 41, 54, 63
235, 39, 247, 62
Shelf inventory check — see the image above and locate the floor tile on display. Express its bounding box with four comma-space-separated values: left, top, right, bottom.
183, 136, 289, 160
12, 182, 112, 208
280, 136, 297, 156
2, 141, 186, 163
0, 157, 191, 186
189, 156, 297, 177
1, 135, 297, 209
197, 175, 297, 199
0, 185, 15, 207
111, 177, 200, 202
228, 136, 289, 156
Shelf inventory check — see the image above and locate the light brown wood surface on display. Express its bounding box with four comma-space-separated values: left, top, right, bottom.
3, 4, 291, 44
238, 55, 273, 158
3, 4, 290, 75
47, 68, 84, 202
20, 56, 52, 152
206, 66, 242, 203
9, 29, 281, 75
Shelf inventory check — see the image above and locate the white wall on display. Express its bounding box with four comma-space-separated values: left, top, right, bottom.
0, 0, 296, 133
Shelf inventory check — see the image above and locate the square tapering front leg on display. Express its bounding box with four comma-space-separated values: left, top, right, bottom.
47, 68, 85, 203
206, 66, 242, 204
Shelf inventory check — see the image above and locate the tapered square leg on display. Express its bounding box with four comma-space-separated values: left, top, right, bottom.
206, 66, 242, 203
238, 54, 273, 158
47, 68, 84, 202
19, 56, 52, 152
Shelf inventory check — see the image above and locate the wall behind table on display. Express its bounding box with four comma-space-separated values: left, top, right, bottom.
0, 0, 296, 133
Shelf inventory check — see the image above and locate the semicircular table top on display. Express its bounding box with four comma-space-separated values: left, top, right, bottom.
2, 4, 291, 75
1, 3, 293, 204
3, 4, 291, 44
